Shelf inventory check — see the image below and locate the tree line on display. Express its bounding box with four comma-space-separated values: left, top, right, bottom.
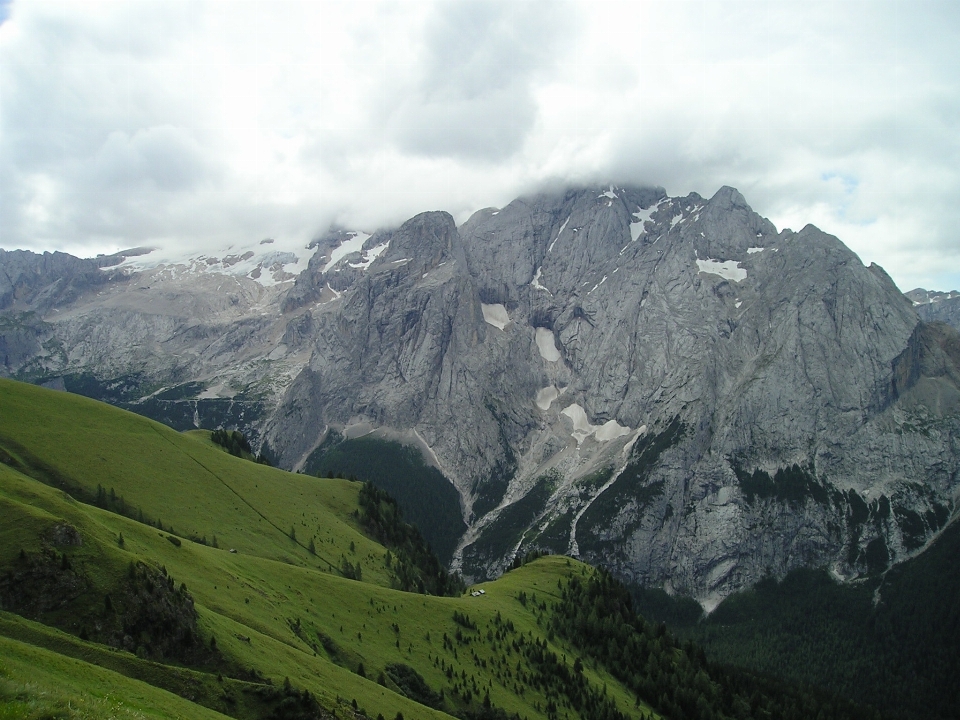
550, 567, 885, 720
356, 481, 465, 597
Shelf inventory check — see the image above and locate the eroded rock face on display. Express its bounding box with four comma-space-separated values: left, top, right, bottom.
445, 186, 958, 604
0, 249, 116, 312
265, 211, 539, 502
0, 250, 305, 438
906, 288, 960, 331
3, 184, 959, 605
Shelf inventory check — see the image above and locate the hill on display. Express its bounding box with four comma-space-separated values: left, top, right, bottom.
0, 378, 886, 719
0, 377, 652, 720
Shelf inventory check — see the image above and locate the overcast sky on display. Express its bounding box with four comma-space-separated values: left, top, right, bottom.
1, 0, 958, 291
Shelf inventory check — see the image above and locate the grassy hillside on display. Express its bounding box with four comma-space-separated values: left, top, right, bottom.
0, 378, 884, 720
0, 379, 655, 719
0, 379, 391, 583
0, 626, 231, 720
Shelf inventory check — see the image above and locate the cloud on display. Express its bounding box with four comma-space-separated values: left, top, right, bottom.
556, 0, 960, 291
92, 127, 213, 192
386, 0, 574, 160
0, 0, 958, 291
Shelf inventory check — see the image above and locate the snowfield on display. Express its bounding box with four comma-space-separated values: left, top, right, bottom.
481, 303, 510, 330
561, 403, 631, 445
697, 258, 747, 282
535, 328, 561, 362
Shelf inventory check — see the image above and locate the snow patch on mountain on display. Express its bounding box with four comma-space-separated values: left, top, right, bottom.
560, 403, 631, 445
630, 203, 658, 242
531, 267, 550, 293
535, 385, 560, 411
114, 241, 305, 288
697, 258, 747, 282
588, 276, 607, 294
548, 217, 570, 254
323, 231, 371, 273
348, 241, 389, 270
535, 328, 561, 362
481, 303, 510, 330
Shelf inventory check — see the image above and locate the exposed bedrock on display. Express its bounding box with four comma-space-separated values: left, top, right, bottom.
4, 184, 959, 605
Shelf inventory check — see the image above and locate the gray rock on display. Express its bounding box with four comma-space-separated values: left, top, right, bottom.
0, 249, 116, 312
906, 288, 960, 331
3, 184, 958, 608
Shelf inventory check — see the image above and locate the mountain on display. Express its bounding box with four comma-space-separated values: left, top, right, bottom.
904, 288, 960, 330
0, 378, 881, 720
1, 184, 958, 611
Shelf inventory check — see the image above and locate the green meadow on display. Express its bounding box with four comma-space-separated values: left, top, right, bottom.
0, 379, 655, 720
0, 379, 887, 720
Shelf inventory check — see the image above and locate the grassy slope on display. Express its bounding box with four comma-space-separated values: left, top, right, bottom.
0, 629, 231, 720
0, 380, 391, 583
0, 379, 653, 720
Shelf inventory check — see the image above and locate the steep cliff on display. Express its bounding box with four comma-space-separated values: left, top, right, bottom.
3, 184, 958, 606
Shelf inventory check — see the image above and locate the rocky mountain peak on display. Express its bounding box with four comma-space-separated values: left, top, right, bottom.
3, 183, 958, 607
0, 248, 118, 312
708, 184, 748, 208
385, 210, 463, 269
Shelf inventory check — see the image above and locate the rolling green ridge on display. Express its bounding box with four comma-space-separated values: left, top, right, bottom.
0, 626, 232, 720
0, 378, 887, 719
0, 379, 652, 719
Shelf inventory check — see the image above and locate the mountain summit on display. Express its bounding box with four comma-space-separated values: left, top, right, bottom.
2, 184, 958, 607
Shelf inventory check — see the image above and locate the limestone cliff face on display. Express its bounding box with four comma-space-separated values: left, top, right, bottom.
906, 288, 960, 331
0, 249, 117, 312
3, 185, 958, 605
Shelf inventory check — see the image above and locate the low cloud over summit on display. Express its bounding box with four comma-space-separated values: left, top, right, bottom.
0, 0, 958, 291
